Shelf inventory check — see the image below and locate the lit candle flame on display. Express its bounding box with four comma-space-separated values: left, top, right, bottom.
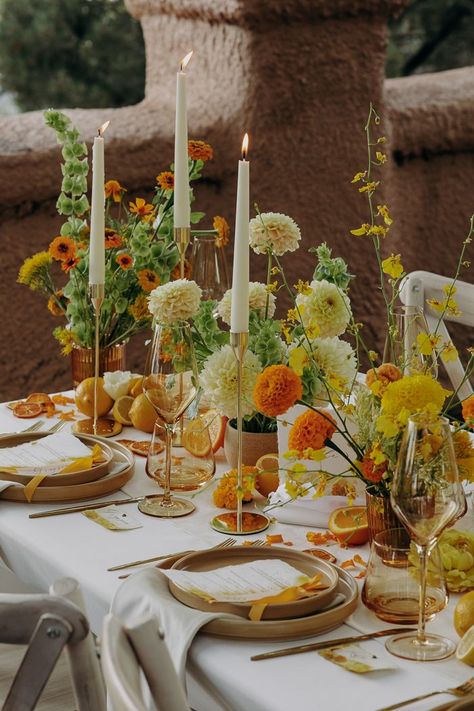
98, 121, 110, 137
180, 51, 193, 72
241, 133, 249, 160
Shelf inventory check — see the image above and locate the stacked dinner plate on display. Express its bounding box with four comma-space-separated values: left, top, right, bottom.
0, 431, 134, 503
164, 545, 359, 641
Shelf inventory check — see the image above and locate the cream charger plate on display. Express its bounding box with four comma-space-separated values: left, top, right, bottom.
168, 546, 339, 621
0, 438, 134, 503
0, 431, 113, 487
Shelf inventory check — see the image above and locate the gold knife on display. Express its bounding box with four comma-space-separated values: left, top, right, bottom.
29, 496, 148, 518
250, 628, 417, 661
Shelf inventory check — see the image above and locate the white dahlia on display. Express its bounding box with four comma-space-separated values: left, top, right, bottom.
296, 279, 351, 338
217, 282, 276, 325
199, 345, 262, 419
249, 212, 301, 256
311, 337, 357, 391
148, 279, 202, 324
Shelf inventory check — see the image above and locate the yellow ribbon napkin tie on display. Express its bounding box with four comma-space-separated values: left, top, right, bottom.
24, 444, 103, 502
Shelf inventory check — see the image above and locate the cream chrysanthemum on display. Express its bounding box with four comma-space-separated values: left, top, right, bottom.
288, 336, 357, 398
200, 345, 262, 419
249, 212, 301, 256
296, 279, 351, 338
217, 282, 276, 325
148, 279, 202, 324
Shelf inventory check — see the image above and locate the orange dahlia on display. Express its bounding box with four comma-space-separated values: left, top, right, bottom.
288, 409, 336, 453
462, 395, 474, 426
49, 236, 76, 262
254, 365, 302, 417
156, 171, 174, 191
188, 140, 213, 162
213, 215, 230, 248
116, 253, 133, 270
104, 228, 123, 249
137, 269, 160, 292
61, 255, 80, 273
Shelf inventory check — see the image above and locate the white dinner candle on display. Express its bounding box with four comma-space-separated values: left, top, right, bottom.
230, 134, 250, 333
174, 51, 193, 230
89, 121, 109, 285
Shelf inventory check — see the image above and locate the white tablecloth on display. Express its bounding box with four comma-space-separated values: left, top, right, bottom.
0, 394, 471, 711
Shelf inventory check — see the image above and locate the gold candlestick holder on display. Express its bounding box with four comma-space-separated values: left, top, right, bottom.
211, 331, 270, 536
173, 226, 191, 447
73, 284, 119, 438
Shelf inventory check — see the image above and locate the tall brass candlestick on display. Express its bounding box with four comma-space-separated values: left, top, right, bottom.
211, 332, 270, 536
174, 226, 190, 278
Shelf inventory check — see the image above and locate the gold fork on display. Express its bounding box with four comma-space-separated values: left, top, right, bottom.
376, 678, 474, 711
109, 536, 237, 572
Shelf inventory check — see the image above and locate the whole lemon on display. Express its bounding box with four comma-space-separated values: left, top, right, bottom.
454, 591, 474, 638
129, 393, 157, 433
75, 377, 113, 417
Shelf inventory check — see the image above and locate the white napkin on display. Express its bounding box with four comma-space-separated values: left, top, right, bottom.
111, 567, 235, 685
266, 486, 365, 527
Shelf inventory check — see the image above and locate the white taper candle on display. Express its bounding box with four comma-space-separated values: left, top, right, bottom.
174, 51, 192, 229
89, 122, 109, 285
230, 134, 250, 333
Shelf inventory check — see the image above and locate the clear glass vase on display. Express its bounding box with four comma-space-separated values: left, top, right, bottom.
383, 305, 437, 377
190, 234, 229, 301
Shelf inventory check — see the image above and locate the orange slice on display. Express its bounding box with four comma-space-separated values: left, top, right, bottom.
26, 393, 53, 410
129, 441, 152, 457
112, 395, 134, 426
201, 409, 227, 452
255, 453, 280, 497
183, 418, 212, 457
328, 505, 369, 546
13, 402, 42, 418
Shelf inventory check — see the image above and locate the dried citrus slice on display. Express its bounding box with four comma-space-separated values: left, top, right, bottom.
328, 505, 369, 546
13, 402, 42, 418
183, 417, 212, 457
200, 409, 226, 452
129, 441, 152, 457
26, 392, 52, 407
302, 549, 338, 564
112, 395, 134, 426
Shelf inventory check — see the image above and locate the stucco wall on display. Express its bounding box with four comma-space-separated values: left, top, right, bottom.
0, 0, 472, 400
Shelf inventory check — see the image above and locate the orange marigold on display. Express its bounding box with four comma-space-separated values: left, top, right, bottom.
156, 171, 174, 191
366, 362, 402, 396
212, 468, 256, 509
49, 236, 76, 262
254, 365, 302, 417
188, 140, 213, 162
104, 179, 126, 202
360, 455, 386, 483
104, 228, 123, 249
116, 253, 133, 270
137, 269, 160, 292
288, 409, 336, 453
462, 395, 474, 426
213, 215, 230, 248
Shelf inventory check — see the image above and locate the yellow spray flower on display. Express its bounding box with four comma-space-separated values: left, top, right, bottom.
351, 171, 367, 183
382, 254, 404, 279
376, 204, 393, 226
18, 252, 52, 290
289, 346, 309, 376
359, 181, 379, 194
441, 341, 459, 363
350, 224, 370, 237
416, 332, 441, 356
376, 151, 387, 163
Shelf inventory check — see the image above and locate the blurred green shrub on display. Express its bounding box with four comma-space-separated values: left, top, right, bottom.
0, 0, 145, 111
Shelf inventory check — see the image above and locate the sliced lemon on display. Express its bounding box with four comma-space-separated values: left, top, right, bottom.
112, 395, 134, 426
456, 625, 474, 666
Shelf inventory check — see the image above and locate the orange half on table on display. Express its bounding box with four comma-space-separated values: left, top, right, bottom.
328, 505, 369, 546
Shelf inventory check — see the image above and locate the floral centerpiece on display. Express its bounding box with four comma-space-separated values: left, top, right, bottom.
17, 110, 228, 361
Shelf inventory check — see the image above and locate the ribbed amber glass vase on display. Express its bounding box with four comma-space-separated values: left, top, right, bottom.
365, 490, 400, 544
70, 343, 126, 387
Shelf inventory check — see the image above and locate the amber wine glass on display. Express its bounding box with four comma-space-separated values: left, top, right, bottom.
386, 415, 465, 661
139, 321, 199, 517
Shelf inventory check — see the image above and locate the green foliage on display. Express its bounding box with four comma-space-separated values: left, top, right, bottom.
387, 0, 474, 77
0, 0, 145, 111
310, 243, 353, 289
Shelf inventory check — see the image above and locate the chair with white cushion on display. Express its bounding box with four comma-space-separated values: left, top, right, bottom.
400, 270, 474, 402
101, 613, 190, 711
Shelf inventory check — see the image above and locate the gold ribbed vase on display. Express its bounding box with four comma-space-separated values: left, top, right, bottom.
70, 343, 126, 387
366, 491, 400, 544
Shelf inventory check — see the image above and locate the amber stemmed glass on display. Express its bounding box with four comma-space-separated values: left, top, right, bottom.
386, 414, 466, 661
139, 321, 199, 518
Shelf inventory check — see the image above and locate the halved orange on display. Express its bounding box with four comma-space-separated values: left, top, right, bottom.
183, 417, 212, 457
255, 453, 280, 497
328, 505, 369, 546
13, 402, 42, 418
201, 409, 227, 453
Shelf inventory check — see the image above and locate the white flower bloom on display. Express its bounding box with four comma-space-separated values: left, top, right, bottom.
249, 212, 301, 256
296, 279, 351, 338
199, 345, 262, 419
148, 279, 202, 324
103, 370, 137, 400
288, 336, 357, 399
217, 282, 276, 325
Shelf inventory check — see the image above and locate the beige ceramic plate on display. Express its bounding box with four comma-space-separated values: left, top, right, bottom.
0, 432, 113, 487
168, 546, 339, 621
0, 437, 134, 503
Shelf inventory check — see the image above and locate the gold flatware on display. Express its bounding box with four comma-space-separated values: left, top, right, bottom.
109, 537, 237, 572
29, 495, 147, 519
0, 420, 45, 439
375, 678, 474, 711
251, 627, 417, 661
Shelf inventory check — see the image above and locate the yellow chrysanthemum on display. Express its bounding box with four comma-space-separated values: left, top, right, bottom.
17, 252, 52, 290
